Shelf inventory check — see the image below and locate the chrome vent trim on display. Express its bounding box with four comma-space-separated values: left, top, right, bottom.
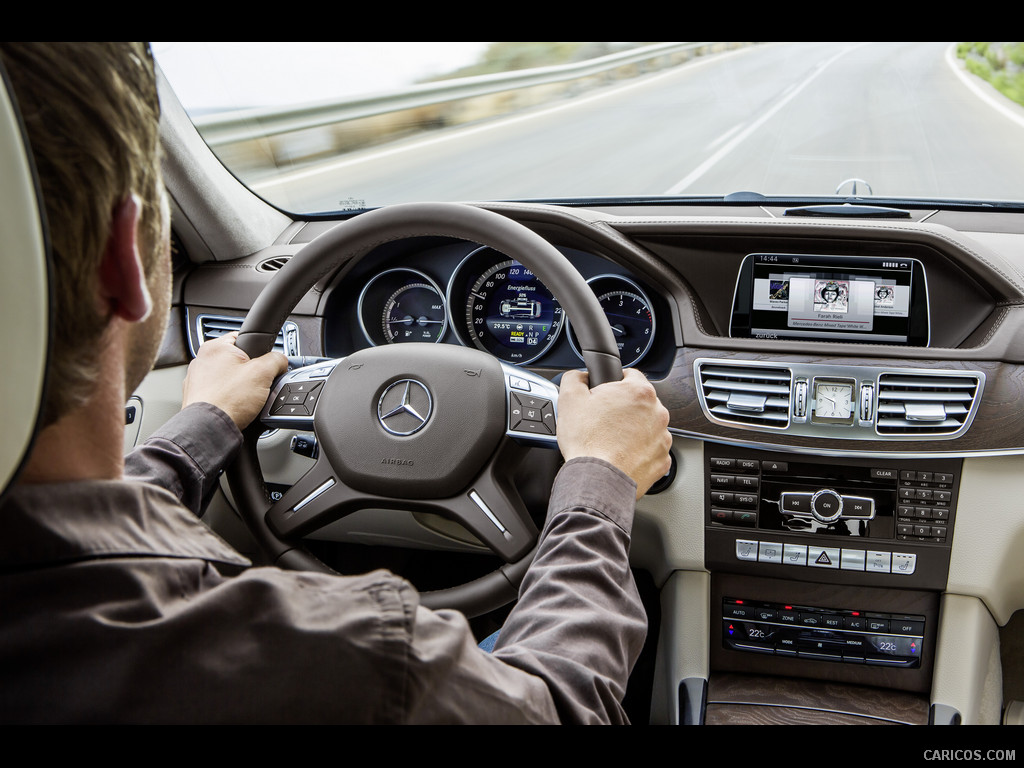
256, 256, 290, 273
696, 361, 792, 430
192, 313, 299, 357
875, 372, 983, 437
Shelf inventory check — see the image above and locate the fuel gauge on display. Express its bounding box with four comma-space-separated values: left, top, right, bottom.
358, 268, 448, 346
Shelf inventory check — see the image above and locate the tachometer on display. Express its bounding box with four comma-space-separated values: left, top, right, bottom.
358, 268, 447, 345
451, 248, 563, 365
567, 275, 655, 368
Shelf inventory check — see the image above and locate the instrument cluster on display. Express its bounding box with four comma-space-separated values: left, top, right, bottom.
324, 239, 670, 373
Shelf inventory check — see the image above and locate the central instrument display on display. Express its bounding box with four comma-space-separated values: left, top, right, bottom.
450, 247, 564, 364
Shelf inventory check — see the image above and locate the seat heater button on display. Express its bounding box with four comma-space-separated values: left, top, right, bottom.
783, 544, 808, 566
736, 540, 759, 562
892, 553, 917, 575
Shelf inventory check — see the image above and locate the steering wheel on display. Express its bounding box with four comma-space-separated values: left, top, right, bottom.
228, 202, 622, 617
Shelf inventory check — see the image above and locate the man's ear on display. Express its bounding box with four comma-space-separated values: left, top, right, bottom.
98, 194, 152, 323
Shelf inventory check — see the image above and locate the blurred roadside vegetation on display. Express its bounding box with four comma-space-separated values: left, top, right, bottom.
957, 42, 1024, 106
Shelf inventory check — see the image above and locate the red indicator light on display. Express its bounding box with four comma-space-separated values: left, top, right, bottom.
851, 611, 861, 616
784, 605, 793, 610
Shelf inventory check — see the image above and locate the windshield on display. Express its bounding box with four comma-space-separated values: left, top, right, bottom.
153, 42, 1024, 213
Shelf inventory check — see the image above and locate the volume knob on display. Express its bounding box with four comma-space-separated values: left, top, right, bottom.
810, 489, 843, 524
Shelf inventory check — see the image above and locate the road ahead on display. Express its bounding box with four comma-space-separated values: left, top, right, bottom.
252, 42, 1024, 212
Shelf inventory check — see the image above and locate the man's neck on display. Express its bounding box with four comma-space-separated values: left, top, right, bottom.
18, 331, 128, 484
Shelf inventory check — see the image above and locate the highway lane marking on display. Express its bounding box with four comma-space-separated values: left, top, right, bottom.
664, 43, 870, 195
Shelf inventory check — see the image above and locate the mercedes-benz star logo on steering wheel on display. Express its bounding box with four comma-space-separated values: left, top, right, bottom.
377, 379, 433, 436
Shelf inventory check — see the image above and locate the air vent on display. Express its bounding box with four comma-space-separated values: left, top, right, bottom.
697, 362, 792, 430
256, 256, 290, 273
875, 373, 982, 436
194, 314, 300, 357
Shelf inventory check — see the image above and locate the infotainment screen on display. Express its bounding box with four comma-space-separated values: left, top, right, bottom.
730, 254, 929, 345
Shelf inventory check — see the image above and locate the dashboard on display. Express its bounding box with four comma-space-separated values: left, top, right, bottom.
318, 237, 675, 376
172, 200, 1024, 725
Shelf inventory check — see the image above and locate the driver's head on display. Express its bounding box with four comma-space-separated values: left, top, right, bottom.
0, 42, 167, 427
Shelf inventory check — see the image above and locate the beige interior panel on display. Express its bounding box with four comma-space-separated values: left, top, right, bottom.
0, 77, 48, 492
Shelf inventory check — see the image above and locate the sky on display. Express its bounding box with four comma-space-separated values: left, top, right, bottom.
152, 42, 492, 114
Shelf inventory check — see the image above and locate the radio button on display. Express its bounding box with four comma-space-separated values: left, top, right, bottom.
710, 508, 733, 523
710, 457, 735, 470
844, 496, 874, 519
735, 476, 760, 491
781, 492, 812, 514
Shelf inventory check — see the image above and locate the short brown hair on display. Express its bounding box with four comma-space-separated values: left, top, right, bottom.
0, 42, 164, 426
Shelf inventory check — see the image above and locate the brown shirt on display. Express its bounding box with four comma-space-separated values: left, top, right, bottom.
0, 404, 645, 723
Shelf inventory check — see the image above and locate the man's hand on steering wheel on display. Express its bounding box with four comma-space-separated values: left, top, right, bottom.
182, 332, 288, 429
557, 368, 672, 500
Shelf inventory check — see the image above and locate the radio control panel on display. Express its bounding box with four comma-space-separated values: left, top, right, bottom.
705, 448, 960, 590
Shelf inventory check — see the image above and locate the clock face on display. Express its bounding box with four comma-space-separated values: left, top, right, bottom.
814, 381, 854, 421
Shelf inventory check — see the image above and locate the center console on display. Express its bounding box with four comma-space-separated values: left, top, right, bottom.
702, 446, 957, 714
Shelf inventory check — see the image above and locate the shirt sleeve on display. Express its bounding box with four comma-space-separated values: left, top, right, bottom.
123, 402, 243, 516
487, 456, 647, 724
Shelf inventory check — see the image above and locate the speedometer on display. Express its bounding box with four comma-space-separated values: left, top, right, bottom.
452, 248, 563, 365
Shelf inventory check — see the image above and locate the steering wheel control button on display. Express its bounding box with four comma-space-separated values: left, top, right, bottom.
377, 379, 433, 436
508, 375, 531, 392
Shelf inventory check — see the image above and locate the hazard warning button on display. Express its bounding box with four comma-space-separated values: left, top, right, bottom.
807, 546, 841, 569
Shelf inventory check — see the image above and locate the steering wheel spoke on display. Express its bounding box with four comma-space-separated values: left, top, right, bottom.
265, 455, 354, 539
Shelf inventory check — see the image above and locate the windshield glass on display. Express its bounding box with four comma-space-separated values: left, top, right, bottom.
153, 42, 1024, 213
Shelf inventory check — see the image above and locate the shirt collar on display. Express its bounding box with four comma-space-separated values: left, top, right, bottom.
0, 479, 251, 570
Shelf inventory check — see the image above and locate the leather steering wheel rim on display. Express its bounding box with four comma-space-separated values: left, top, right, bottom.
228, 202, 622, 617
